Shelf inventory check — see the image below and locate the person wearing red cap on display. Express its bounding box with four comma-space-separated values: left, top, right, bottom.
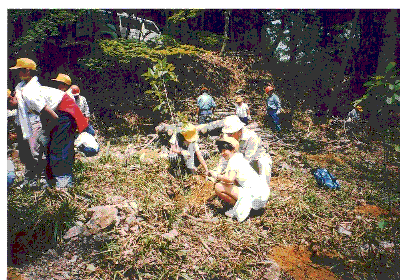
265, 85, 281, 132
69, 85, 95, 136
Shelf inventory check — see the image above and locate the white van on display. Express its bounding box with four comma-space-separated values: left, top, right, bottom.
117, 12, 161, 42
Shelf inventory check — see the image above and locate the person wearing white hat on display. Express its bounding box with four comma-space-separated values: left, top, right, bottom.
212, 115, 273, 186
8, 58, 47, 188
168, 123, 209, 176
209, 136, 270, 222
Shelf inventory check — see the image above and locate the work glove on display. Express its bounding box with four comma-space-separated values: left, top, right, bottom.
276, 109, 281, 115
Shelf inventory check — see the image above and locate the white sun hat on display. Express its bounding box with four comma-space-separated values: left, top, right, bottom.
222, 115, 245, 134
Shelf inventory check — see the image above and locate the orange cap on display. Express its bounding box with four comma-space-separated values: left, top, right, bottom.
265, 85, 274, 93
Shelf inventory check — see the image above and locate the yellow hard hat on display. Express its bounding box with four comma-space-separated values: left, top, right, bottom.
9, 58, 37, 70
181, 123, 198, 143
52, 73, 72, 85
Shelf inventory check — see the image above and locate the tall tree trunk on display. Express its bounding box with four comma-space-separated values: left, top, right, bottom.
220, 10, 230, 56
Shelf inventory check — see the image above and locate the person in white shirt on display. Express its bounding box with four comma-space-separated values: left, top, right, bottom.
8, 59, 47, 188
168, 123, 209, 177
214, 115, 273, 186
209, 136, 270, 222
235, 95, 251, 125
8, 60, 89, 190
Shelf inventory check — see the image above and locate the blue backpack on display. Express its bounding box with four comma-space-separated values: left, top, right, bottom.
312, 168, 340, 190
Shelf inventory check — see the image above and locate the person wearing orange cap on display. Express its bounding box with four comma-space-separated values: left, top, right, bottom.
196, 87, 216, 124
69, 85, 90, 118
168, 123, 209, 177
69, 85, 95, 136
8, 58, 48, 188
8, 61, 89, 191
265, 85, 281, 132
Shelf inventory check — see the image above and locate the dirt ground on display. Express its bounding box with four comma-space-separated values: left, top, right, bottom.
269, 245, 339, 280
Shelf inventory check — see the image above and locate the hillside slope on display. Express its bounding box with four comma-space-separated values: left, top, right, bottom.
7, 50, 399, 280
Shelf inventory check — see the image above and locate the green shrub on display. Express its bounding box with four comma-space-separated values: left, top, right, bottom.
190, 31, 225, 50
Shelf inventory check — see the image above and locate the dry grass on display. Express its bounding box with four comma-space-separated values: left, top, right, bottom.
8, 110, 400, 280
64, 116, 398, 279
8, 95, 400, 279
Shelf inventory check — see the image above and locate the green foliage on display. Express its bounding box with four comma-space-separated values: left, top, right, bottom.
95, 39, 206, 65
11, 10, 81, 52
190, 31, 226, 50
142, 57, 179, 120
167, 9, 203, 24
356, 62, 400, 108
158, 34, 181, 47
8, 186, 82, 262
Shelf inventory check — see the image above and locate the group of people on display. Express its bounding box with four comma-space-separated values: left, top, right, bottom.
195, 85, 282, 132
7, 57, 280, 222
168, 115, 273, 222
7, 58, 94, 191
171, 85, 282, 222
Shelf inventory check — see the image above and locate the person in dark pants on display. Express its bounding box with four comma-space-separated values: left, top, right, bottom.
9, 61, 47, 188
8, 60, 89, 191
168, 123, 209, 177
266, 85, 281, 132
196, 87, 216, 124
235, 94, 251, 125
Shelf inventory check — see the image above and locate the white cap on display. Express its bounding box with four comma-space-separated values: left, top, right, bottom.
222, 115, 245, 134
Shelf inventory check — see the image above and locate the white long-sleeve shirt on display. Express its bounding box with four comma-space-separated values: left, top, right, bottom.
215, 127, 267, 173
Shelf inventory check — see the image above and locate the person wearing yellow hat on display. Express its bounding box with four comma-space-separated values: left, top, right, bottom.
213, 115, 273, 186
265, 85, 282, 132
8, 60, 90, 191
208, 136, 270, 222
347, 104, 363, 122
8, 58, 48, 188
196, 87, 216, 124
234, 93, 251, 125
168, 123, 209, 176
52, 73, 72, 92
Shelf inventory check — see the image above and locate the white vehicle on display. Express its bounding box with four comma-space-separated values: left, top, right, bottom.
117, 12, 161, 42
